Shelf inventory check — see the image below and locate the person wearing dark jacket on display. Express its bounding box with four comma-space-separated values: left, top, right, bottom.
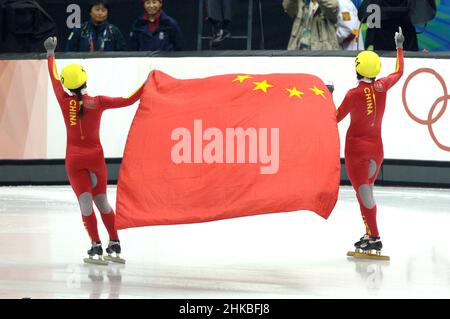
358, 0, 418, 51
65, 0, 127, 52
130, 0, 182, 51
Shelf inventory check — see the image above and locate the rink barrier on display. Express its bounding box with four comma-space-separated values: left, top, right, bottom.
0, 158, 449, 188
1, 51, 449, 187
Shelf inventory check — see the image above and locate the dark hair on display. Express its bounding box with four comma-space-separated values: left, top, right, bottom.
89, 0, 110, 12
356, 72, 375, 82
71, 83, 87, 117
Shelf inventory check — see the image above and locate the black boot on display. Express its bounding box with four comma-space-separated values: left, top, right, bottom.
87, 241, 103, 257
84, 241, 108, 265
354, 234, 370, 249
360, 236, 383, 251
106, 240, 121, 255
104, 240, 126, 264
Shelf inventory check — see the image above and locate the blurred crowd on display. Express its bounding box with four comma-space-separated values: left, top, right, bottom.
0, 0, 438, 53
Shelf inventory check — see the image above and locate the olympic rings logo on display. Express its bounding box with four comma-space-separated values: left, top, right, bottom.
402, 68, 450, 152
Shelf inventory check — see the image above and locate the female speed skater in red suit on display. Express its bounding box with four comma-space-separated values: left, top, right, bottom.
336, 27, 404, 255
44, 36, 147, 264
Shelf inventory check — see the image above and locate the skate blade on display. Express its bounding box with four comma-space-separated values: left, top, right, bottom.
103, 255, 126, 264
84, 257, 109, 266
347, 251, 390, 261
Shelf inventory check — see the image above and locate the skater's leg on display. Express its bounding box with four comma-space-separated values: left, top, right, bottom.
356, 188, 378, 237
346, 157, 379, 237
90, 160, 123, 263
95, 194, 118, 241
358, 158, 382, 237
67, 164, 100, 242
91, 163, 118, 241
368, 159, 378, 183
66, 158, 108, 264
356, 159, 378, 236
79, 191, 100, 242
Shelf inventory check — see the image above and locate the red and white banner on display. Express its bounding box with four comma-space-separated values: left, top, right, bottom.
116, 71, 341, 229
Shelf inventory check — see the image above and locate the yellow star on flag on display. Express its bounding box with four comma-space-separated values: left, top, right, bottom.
309, 86, 326, 98
233, 75, 253, 83
253, 80, 273, 93
286, 87, 304, 99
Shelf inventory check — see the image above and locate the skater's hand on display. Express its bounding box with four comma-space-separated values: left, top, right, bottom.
325, 81, 334, 94
394, 27, 404, 49
44, 37, 57, 57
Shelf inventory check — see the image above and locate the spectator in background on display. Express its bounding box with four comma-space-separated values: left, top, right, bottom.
336, 0, 364, 50
0, 0, 56, 53
205, 0, 233, 48
283, 0, 340, 50
358, 0, 418, 51
65, 0, 126, 52
130, 0, 182, 51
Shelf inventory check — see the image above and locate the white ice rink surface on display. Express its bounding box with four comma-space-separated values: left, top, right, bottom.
0, 185, 449, 299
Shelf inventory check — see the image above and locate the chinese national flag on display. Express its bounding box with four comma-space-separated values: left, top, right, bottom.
116, 71, 340, 230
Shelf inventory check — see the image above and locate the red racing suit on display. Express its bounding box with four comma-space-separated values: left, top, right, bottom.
47, 56, 144, 198
336, 48, 404, 236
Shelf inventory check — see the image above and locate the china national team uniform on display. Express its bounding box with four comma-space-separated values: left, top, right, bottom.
336, 48, 404, 238
47, 55, 144, 244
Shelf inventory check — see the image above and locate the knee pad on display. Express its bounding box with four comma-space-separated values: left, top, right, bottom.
78, 192, 93, 216
358, 184, 376, 209
368, 160, 377, 179
89, 171, 98, 188
94, 193, 112, 214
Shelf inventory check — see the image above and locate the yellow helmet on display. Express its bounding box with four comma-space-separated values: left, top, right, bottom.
60, 64, 87, 90
355, 51, 381, 78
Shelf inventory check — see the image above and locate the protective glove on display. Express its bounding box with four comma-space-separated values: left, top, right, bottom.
394, 27, 404, 49
44, 37, 57, 57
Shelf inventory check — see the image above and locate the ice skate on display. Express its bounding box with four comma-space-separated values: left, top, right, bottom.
354, 234, 370, 249
346, 234, 370, 256
84, 241, 108, 265
347, 236, 390, 261
103, 240, 126, 264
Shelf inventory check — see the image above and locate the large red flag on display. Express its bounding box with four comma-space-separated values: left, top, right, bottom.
116, 71, 340, 229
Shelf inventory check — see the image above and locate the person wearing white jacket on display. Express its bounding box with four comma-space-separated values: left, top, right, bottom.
336, 0, 364, 50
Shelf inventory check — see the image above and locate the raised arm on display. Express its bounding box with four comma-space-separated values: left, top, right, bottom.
44, 37, 68, 105
378, 27, 405, 90
97, 83, 145, 110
